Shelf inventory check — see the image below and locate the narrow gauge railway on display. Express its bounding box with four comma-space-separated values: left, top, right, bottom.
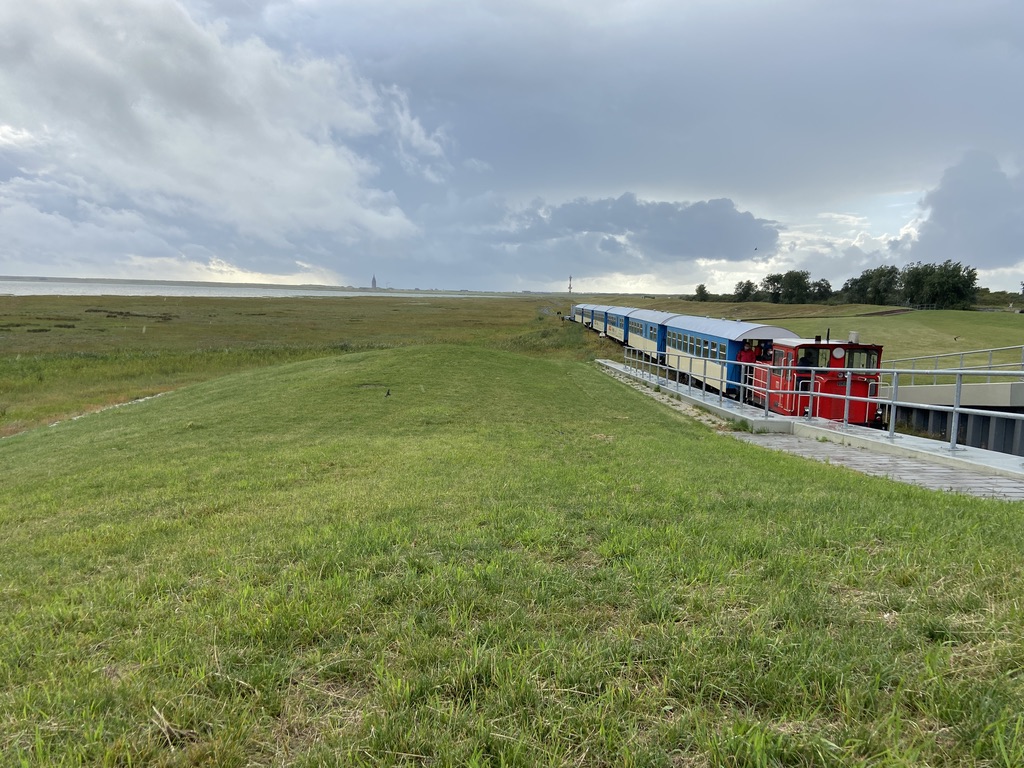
572, 303, 884, 425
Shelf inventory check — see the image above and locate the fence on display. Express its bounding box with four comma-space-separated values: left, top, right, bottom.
886, 344, 1024, 385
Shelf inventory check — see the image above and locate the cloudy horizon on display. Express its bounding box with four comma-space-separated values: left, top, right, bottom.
2, 0, 1022, 294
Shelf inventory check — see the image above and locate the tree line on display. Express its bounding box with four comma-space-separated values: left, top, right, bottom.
693, 260, 980, 309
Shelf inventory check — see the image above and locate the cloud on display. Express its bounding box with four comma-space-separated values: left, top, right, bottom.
2, 0, 1023, 294
908, 151, 1024, 270
0, 0, 445, 277
502, 194, 779, 260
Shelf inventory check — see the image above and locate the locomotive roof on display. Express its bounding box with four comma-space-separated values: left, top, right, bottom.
771, 338, 882, 348
662, 314, 795, 341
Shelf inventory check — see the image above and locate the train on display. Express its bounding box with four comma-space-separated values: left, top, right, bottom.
571, 303, 884, 424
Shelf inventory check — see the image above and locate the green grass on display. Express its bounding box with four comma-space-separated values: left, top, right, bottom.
6, 295, 1023, 437
4, 341, 1024, 766
0, 295, 613, 435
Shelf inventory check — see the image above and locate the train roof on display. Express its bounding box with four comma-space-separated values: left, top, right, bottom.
662, 314, 795, 341
625, 309, 683, 324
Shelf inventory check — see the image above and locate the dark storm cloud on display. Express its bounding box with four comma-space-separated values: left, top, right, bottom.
502, 194, 779, 261
908, 152, 1024, 269
275, 1, 1024, 209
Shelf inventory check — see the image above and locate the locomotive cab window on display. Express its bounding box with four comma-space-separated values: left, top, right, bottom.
795, 347, 827, 368
846, 349, 879, 369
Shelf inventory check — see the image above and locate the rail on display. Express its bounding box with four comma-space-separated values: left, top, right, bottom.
621, 348, 1024, 455
886, 344, 1024, 385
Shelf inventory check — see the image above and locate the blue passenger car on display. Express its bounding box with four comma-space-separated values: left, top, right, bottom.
662, 315, 794, 394
602, 306, 635, 344
624, 310, 682, 360
585, 305, 617, 335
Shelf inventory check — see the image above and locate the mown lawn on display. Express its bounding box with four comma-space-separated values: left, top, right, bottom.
3, 343, 1024, 766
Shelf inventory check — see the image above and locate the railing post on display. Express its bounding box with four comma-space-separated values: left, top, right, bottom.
763, 366, 772, 418
842, 369, 853, 430
887, 371, 900, 440
949, 372, 963, 451
805, 370, 816, 421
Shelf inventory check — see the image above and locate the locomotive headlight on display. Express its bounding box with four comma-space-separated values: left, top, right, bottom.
831, 347, 845, 361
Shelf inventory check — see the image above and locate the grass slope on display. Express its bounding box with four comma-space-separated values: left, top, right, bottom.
0, 296, 613, 436
3, 345, 1024, 766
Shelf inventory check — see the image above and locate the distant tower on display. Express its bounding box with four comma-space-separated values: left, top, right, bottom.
568, 275, 572, 295
371, 274, 377, 289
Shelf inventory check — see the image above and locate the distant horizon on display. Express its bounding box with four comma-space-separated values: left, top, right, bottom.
0, 275, 574, 297
2, 274, 1019, 298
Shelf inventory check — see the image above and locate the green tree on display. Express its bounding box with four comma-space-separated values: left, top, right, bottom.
780, 270, 811, 304
733, 280, 757, 302
900, 260, 977, 309
760, 273, 783, 303
842, 265, 900, 305
694, 283, 710, 301
809, 278, 833, 303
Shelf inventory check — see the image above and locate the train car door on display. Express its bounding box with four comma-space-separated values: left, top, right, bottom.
769, 347, 796, 414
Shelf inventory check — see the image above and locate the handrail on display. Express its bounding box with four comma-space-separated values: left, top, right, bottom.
886, 344, 1024, 385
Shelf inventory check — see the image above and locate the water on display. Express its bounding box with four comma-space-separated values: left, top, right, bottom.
0, 277, 494, 299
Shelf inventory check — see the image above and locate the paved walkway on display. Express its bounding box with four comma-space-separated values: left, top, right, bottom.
730, 432, 1024, 500
599, 360, 1024, 501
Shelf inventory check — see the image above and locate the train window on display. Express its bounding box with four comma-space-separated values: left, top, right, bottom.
797, 347, 828, 368
773, 349, 786, 367
719, 344, 727, 361
702, 339, 710, 358
709, 341, 717, 359
847, 349, 879, 369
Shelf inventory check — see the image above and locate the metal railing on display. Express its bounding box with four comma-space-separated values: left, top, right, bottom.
621, 348, 1024, 455
886, 344, 1024, 385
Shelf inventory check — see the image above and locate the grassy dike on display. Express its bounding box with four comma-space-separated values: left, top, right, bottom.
3, 340, 1024, 766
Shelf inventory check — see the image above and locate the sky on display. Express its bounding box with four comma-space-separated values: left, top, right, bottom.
1, 0, 1023, 294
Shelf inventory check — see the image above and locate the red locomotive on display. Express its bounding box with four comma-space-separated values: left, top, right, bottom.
750, 335, 883, 424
